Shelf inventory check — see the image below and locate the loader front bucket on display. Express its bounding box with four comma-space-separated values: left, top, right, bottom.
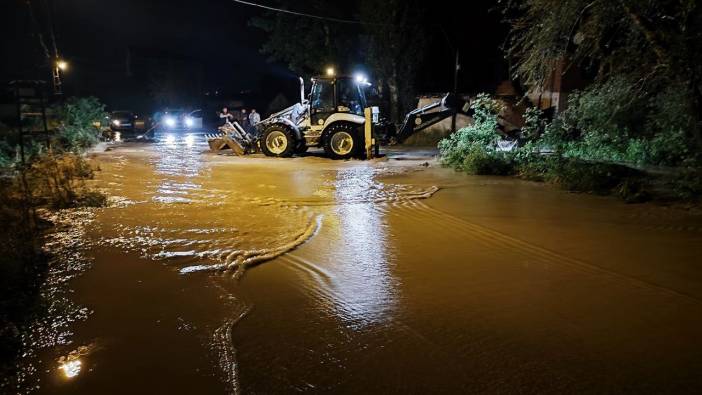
206, 133, 247, 156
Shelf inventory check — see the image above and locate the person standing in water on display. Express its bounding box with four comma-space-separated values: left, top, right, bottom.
241, 108, 249, 133
248, 109, 261, 127
219, 107, 234, 125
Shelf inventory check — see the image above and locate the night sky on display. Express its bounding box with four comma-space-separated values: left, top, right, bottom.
2, 0, 508, 112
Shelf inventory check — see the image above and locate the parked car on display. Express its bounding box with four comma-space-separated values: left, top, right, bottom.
156, 109, 203, 130
110, 111, 147, 134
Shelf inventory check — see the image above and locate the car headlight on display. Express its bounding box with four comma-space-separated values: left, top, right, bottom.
112, 119, 121, 126
184, 117, 194, 127
164, 116, 176, 128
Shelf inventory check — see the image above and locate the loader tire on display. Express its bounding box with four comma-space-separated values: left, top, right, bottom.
323, 123, 361, 160
294, 140, 308, 154
261, 124, 295, 157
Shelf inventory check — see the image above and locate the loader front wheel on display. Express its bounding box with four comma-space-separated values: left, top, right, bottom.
261, 125, 295, 157
323, 123, 361, 160
294, 140, 308, 154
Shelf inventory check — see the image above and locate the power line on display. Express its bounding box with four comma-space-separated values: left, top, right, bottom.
25, 0, 51, 60
43, 0, 60, 58
230, 0, 392, 26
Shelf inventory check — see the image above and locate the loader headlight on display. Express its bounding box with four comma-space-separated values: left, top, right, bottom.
184, 117, 194, 128
112, 119, 121, 126
163, 116, 176, 128
354, 73, 370, 86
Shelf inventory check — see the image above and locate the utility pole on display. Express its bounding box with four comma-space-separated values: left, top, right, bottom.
451, 49, 460, 133
52, 59, 63, 95
45, 0, 64, 95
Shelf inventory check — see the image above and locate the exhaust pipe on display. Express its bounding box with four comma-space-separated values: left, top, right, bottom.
299, 77, 305, 104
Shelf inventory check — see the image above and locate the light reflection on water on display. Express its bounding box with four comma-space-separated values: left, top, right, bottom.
58, 359, 82, 379
152, 132, 205, 178
326, 167, 397, 327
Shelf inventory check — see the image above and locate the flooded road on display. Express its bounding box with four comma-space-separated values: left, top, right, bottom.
30, 132, 702, 393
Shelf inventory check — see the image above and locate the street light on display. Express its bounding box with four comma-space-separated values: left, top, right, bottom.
53, 58, 68, 95
326, 67, 335, 77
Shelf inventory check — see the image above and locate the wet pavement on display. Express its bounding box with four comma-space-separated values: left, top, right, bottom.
21, 131, 702, 393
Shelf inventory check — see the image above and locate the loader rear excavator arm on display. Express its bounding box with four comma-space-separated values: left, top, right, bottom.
395, 93, 472, 143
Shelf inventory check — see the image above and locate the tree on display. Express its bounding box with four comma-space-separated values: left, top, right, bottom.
250, 0, 427, 124
501, 0, 702, 153
359, 0, 427, 123
249, 1, 359, 79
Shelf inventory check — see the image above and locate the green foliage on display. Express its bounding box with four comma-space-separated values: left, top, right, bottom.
0, 177, 46, 379
521, 107, 546, 140
1, 98, 106, 381
547, 158, 644, 195
461, 146, 515, 176
501, 0, 702, 163
249, 1, 358, 77
55, 97, 106, 152
668, 169, 702, 202
0, 141, 16, 170
250, 0, 427, 124
438, 94, 506, 172
359, 0, 427, 122
26, 153, 103, 209
514, 77, 697, 167
515, 153, 555, 182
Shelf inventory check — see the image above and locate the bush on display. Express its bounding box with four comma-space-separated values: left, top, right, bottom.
0, 178, 46, 380
438, 93, 508, 173
462, 146, 515, 175
55, 97, 106, 152
534, 78, 699, 167
515, 154, 556, 182
548, 159, 644, 195
669, 169, 702, 202
25, 153, 103, 209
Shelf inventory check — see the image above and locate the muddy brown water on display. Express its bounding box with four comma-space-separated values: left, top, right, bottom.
24, 133, 702, 394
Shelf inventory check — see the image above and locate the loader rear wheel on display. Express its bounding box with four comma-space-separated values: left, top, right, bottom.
261, 125, 295, 157
323, 123, 361, 160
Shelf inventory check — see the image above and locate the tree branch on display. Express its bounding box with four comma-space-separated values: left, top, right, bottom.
617, 0, 668, 65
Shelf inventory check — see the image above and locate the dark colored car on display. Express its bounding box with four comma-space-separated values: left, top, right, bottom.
110, 111, 147, 135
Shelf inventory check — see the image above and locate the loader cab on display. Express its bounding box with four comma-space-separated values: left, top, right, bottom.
309, 76, 368, 128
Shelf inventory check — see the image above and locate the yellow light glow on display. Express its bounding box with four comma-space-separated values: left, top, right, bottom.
59, 359, 82, 379
56, 60, 68, 71
326, 67, 335, 77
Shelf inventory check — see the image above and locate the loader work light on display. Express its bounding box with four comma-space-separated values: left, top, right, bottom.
354, 73, 371, 86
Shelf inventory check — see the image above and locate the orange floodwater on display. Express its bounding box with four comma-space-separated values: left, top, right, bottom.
21, 133, 702, 393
